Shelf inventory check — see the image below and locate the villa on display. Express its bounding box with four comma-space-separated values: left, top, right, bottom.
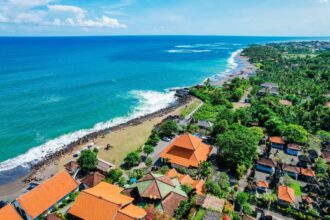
126, 172, 188, 217
286, 143, 302, 156
277, 185, 295, 206
165, 168, 205, 195
256, 180, 269, 193
269, 136, 285, 149
69, 182, 146, 220
300, 168, 316, 182
160, 133, 212, 168
258, 82, 279, 96
0, 204, 23, 220
64, 160, 79, 175
14, 171, 79, 220
256, 157, 277, 173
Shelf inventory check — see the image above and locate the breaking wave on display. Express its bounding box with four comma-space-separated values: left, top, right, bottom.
0, 90, 177, 174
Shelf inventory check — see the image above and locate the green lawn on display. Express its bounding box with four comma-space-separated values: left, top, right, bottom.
290, 181, 302, 196
180, 99, 201, 117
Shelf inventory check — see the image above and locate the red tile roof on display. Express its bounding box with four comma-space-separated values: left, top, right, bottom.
256, 180, 269, 188
257, 157, 277, 167
269, 136, 285, 145
64, 161, 79, 173
161, 192, 187, 217
160, 134, 212, 168
278, 185, 295, 204
0, 204, 23, 220
17, 171, 78, 219
81, 172, 105, 188
282, 164, 300, 174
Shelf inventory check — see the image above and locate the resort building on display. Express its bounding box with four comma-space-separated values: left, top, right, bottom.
277, 185, 295, 206
256, 157, 277, 173
69, 182, 146, 220
14, 171, 79, 220
126, 172, 188, 217
80, 171, 105, 188
165, 168, 205, 195
0, 204, 23, 220
160, 133, 212, 168
269, 136, 285, 149
300, 168, 316, 182
279, 99, 293, 106
286, 143, 302, 156
282, 164, 300, 180
258, 82, 279, 96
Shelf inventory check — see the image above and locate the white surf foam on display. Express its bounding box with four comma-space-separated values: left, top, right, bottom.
0, 90, 177, 172
167, 49, 211, 53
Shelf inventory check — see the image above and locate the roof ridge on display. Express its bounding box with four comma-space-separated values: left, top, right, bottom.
83, 189, 123, 205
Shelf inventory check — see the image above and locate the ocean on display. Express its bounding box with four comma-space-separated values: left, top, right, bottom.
0, 36, 326, 183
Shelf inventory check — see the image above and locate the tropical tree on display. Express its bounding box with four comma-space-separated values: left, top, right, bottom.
123, 151, 141, 168
198, 161, 212, 179
159, 120, 179, 137
106, 168, 123, 183
143, 145, 154, 156
283, 124, 308, 144
77, 150, 97, 172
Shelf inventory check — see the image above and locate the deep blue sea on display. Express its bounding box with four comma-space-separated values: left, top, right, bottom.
0, 36, 327, 183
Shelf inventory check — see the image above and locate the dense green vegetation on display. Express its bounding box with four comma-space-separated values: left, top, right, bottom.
77, 149, 97, 172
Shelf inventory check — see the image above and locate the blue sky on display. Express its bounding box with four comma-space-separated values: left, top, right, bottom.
0, 0, 329, 36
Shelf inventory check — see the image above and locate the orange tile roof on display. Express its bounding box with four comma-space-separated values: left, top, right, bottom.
165, 168, 182, 179
192, 179, 205, 195
178, 174, 195, 185
118, 204, 147, 219
17, 171, 78, 219
300, 168, 315, 177
302, 195, 313, 204
84, 182, 133, 206
160, 134, 212, 168
269, 136, 285, 145
278, 185, 295, 204
0, 204, 23, 220
69, 182, 146, 220
256, 180, 269, 188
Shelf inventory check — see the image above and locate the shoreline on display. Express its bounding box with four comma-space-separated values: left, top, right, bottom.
0, 50, 255, 202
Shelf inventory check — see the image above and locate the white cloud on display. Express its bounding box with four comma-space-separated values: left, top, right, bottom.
0, 1, 127, 29
320, 0, 328, 3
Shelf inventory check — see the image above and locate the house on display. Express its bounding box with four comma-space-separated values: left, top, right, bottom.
277, 185, 295, 206
165, 168, 205, 195
300, 168, 316, 182
96, 158, 115, 174
14, 171, 78, 220
81, 171, 105, 188
256, 157, 277, 173
279, 99, 292, 106
0, 204, 23, 220
282, 164, 300, 180
160, 133, 212, 168
69, 182, 146, 220
286, 143, 301, 156
269, 136, 285, 149
256, 180, 269, 193
258, 82, 279, 96
127, 172, 188, 217
64, 160, 79, 174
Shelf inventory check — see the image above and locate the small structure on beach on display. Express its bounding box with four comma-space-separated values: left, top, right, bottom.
14, 171, 78, 220
126, 172, 188, 217
81, 171, 105, 188
69, 182, 146, 220
0, 204, 23, 220
160, 133, 212, 168
64, 160, 79, 174
96, 158, 115, 174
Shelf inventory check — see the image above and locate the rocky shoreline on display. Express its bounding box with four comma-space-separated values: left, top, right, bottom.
23, 90, 192, 183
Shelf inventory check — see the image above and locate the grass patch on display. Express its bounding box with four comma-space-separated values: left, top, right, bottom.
180, 99, 201, 117
289, 181, 302, 196
194, 209, 205, 220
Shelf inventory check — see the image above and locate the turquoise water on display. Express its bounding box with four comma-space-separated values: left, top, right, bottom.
0, 36, 326, 182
